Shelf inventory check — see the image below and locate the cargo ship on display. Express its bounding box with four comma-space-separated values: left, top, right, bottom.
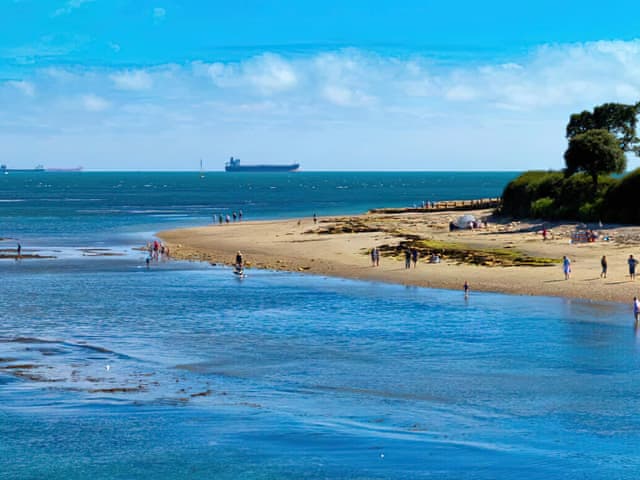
224, 157, 299, 173
1, 164, 45, 174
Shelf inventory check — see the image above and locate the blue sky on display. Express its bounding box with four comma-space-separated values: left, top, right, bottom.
2, 0, 640, 170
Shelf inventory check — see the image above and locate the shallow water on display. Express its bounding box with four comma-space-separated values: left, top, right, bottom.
2, 171, 639, 478
2, 257, 639, 479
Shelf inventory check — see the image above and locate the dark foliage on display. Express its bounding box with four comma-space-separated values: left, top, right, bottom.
604, 168, 640, 223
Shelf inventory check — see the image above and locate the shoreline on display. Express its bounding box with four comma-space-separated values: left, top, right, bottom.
158, 210, 640, 306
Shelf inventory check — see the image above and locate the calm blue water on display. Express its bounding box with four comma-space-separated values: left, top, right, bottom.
2, 172, 639, 479
0, 171, 513, 246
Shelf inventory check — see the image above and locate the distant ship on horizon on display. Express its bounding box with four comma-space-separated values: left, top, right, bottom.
1, 164, 45, 174
224, 157, 299, 173
1, 164, 83, 174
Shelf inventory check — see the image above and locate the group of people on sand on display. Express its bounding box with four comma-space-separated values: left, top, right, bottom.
561, 253, 640, 321
562, 254, 640, 281
215, 210, 243, 225
404, 248, 419, 269
370, 247, 441, 268
145, 240, 170, 267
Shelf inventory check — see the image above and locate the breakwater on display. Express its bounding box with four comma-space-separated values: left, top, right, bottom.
369, 197, 502, 214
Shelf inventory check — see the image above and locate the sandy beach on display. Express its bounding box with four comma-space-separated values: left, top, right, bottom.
159, 209, 640, 305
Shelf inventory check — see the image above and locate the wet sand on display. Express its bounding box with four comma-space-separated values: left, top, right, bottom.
159, 210, 640, 305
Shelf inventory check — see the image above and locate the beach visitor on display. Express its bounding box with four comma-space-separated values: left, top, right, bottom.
239, 210, 243, 221
218, 214, 223, 225
634, 297, 640, 323
225, 215, 230, 224
232, 212, 237, 222
411, 248, 419, 268
563, 256, 571, 280
313, 213, 317, 224
464, 281, 469, 297
371, 247, 380, 267
628, 255, 638, 280
16, 242, 21, 259
235, 251, 243, 269
404, 249, 411, 269
542, 227, 548, 241
145, 256, 150, 269
600, 255, 607, 279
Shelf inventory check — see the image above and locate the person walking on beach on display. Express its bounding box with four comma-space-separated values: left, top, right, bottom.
563, 256, 571, 280
411, 248, 419, 268
600, 255, 608, 279
634, 297, 640, 323
313, 213, 317, 224
404, 249, 411, 269
371, 247, 379, 267
628, 254, 638, 280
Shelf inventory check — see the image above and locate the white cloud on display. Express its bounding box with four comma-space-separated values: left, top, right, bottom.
244, 54, 298, 93
322, 85, 373, 107
111, 70, 153, 91
5, 40, 640, 169
81, 94, 110, 112
53, 0, 93, 16
201, 54, 298, 94
6, 80, 35, 97
153, 7, 166, 21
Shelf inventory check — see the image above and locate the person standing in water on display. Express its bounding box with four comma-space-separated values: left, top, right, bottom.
600, 255, 608, 279
464, 281, 470, 297
634, 297, 640, 323
16, 242, 21, 260
235, 251, 243, 269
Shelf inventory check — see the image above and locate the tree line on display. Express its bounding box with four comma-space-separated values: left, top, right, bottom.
501, 102, 640, 224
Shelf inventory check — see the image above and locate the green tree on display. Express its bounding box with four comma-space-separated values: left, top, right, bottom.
566, 102, 640, 155
564, 129, 626, 194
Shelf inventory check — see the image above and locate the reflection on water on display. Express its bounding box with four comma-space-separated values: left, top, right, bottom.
1, 259, 639, 479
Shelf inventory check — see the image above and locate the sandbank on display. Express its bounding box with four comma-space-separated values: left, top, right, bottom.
158, 210, 640, 305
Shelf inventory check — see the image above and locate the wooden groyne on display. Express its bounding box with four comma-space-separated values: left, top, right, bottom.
368, 197, 502, 214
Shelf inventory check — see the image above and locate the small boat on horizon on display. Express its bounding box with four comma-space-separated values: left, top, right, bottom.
1, 164, 83, 173
1, 164, 45, 174
224, 157, 299, 173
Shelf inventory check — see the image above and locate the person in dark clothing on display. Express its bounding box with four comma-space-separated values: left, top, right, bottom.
411, 248, 419, 268
404, 249, 411, 269
600, 255, 607, 278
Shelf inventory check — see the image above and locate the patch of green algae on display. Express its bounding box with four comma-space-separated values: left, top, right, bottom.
379, 238, 559, 267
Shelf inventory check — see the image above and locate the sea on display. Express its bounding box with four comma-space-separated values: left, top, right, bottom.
1, 171, 638, 479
